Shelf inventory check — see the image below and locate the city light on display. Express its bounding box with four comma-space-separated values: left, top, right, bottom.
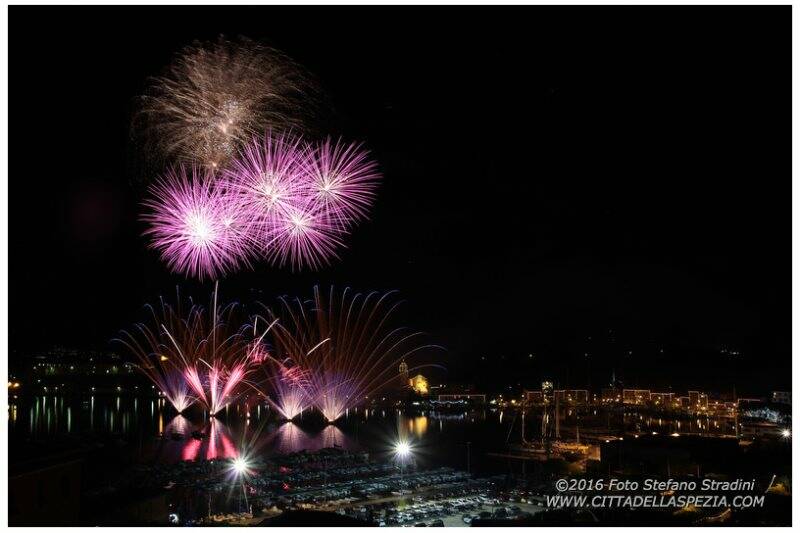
231, 457, 250, 476
782, 428, 791, 439
395, 440, 412, 458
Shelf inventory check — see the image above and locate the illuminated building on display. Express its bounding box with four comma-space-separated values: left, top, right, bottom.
622, 389, 651, 405
601, 388, 622, 403
688, 391, 708, 411
524, 390, 544, 404
650, 392, 674, 406
772, 391, 791, 405
398, 359, 409, 381
408, 374, 429, 395
438, 393, 486, 403
554, 389, 589, 404
541, 381, 554, 402
698, 393, 708, 410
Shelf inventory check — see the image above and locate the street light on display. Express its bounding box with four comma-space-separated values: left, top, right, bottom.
394, 439, 414, 482
231, 457, 250, 475
782, 428, 791, 439
229, 456, 253, 514
395, 441, 412, 458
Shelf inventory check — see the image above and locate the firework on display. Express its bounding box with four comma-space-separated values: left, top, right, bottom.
173, 287, 265, 416
117, 284, 263, 417
259, 287, 441, 423
262, 360, 314, 420
133, 36, 322, 169
221, 132, 307, 230
302, 137, 381, 230
220, 133, 346, 271
220, 133, 380, 271
260, 203, 345, 270
142, 165, 254, 281
133, 38, 322, 169
249, 338, 316, 420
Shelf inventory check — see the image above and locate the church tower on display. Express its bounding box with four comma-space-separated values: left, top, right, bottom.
399, 359, 409, 383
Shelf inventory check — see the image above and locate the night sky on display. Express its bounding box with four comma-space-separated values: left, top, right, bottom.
9, 7, 790, 394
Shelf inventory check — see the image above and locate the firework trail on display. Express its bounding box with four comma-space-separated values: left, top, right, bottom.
142, 165, 255, 281
133, 36, 323, 170
114, 290, 196, 413
259, 287, 442, 423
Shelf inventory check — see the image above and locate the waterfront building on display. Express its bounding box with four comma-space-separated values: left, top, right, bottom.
688, 391, 709, 411
437, 393, 486, 404
601, 388, 621, 403
772, 391, 791, 405
408, 374, 429, 395
398, 359, 409, 381
650, 392, 674, 407
622, 389, 651, 405
554, 389, 589, 404
523, 390, 544, 404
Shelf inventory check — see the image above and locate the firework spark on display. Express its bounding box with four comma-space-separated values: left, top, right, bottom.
142, 165, 254, 281
133, 36, 322, 169
259, 287, 442, 423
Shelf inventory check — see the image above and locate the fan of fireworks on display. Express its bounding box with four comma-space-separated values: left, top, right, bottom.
175, 287, 268, 416
117, 284, 264, 417
259, 286, 442, 423
262, 359, 315, 420
114, 289, 197, 413
142, 165, 255, 281
248, 330, 319, 420
133, 36, 324, 170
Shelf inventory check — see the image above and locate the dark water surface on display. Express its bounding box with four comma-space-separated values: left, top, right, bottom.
9, 394, 736, 474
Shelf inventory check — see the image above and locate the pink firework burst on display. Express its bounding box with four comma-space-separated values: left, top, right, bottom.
302, 137, 381, 230
142, 165, 254, 281
174, 286, 265, 416
221, 133, 345, 270
253, 351, 315, 420
262, 203, 345, 270
220, 133, 380, 271
221, 132, 307, 229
